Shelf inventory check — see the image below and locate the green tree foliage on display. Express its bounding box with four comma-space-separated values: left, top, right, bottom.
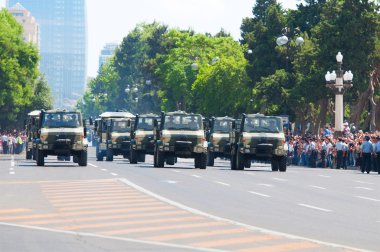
0, 9, 50, 129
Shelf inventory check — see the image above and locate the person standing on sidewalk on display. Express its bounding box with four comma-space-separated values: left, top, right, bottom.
361, 135, 373, 174
374, 136, 380, 174
335, 138, 344, 169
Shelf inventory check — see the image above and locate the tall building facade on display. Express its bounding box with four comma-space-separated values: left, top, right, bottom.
8, 3, 39, 46
8, 0, 87, 109
99, 42, 118, 69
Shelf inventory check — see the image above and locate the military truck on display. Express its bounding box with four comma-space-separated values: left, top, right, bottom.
230, 114, 287, 171
25, 110, 41, 160
206, 116, 234, 166
35, 110, 88, 166
153, 111, 207, 169
94, 111, 134, 161
130, 113, 159, 164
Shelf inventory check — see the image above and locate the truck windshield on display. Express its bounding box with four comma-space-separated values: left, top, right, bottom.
213, 120, 233, 133
112, 121, 129, 132
137, 117, 154, 131
164, 115, 202, 130
244, 117, 282, 133
42, 113, 82, 128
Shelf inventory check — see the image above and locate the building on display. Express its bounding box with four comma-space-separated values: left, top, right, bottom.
8, 3, 39, 46
99, 42, 118, 69
7, 0, 87, 109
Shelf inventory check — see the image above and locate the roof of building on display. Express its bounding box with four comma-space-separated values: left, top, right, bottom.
9, 2, 26, 11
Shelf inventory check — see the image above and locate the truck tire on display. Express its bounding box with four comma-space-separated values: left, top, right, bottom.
230, 146, 237, 170
26, 149, 32, 160
130, 149, 138, 164
279, 156, 287, 172
32, 148, 37, 160
199, 153, 207, 169
271, 158, 279, 171
96, 144, 103, 161
36, 149, 44, 166
166, 157, 175, 165
78, 151, 87, 166
236, 151, 245, 170
207, 150, 214, 166
244, 158, 251, 168
73, 155, 79, 163
138, 153, 145, 162
106, 149, 113, 161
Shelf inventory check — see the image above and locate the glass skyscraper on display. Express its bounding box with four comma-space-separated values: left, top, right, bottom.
7, 0, 87, 108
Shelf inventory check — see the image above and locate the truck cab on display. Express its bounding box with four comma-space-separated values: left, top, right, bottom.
25, 110, 41, 160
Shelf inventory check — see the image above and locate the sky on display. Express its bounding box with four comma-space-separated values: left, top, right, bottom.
1, 0, 300, 77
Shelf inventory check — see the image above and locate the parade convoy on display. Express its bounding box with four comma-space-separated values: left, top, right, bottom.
27, 110, 288, 171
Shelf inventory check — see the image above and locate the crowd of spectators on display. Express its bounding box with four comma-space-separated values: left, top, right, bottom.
0, 130, 26, 155
286, 123, 380, 174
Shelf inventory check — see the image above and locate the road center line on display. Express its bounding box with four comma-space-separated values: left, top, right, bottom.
101, 169, 108, 171
9, 172, 15, 175
309, 185, 326, 190
11, 155, 15, 167
192, 175, 201, 178
171, 170, 180, 173
88, 163, 98, 168
248, 191, 271, 198
110, 173, 118, 176
355, 180, 374, 185
214, 181, 230, 187
273, 178, 287, 182
355, 196, 380, 202
318, 175, 331, 178
355, 187, 373, 191
257, 183, 273, 187
298, 204, 332, 212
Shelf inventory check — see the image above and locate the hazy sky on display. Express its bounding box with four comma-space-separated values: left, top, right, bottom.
1, 0, 300, 77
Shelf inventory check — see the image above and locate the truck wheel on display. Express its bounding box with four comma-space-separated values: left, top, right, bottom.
138, 153, 145, 162
26, 149, 32, 160
236, 151, 245, 170
78, 151, 88, 166
106, 149, 113, 161
73, 155, 79, 163
279, 156, 287, 172
130, 149, 138, 164
230, 146, 237, 170
199, 153, 207, 169
36, 149, 44, 166
207, 150, 214, 166
96, 144, 103, 161
244, 158, 251, 168
166, 157, 175, 165
271, 158, 279, 171
32, 148, 37, 160
157, 150, 165, 168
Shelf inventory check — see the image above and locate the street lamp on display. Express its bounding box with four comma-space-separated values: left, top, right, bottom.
276, 27, 304, 47
325, 52, 353, 135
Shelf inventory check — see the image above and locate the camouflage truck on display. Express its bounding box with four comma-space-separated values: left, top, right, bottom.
35, 110, 89, 166
25, 110, 41, 160
230, 114, 287, 171
206, 116, 234, 166
153, 111, 207, 169
130, 113, 159, 164
94, 111, 134, 161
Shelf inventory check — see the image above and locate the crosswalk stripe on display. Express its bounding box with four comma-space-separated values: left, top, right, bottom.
192, 235, 279, 248
50, 198, 157, 208
49, 195, 150, 203
41, 185, 126, 192
99, 221, 227, 236
236, 241, 320, 252
56, 201, 164, 212
18, 210, 189, 226
0, 205, 174, 221
57, 216, 205, 231
0, 209, 31, 214
42, 189, 135, 196
46, 191, 142, 199
143, 228, 248, 242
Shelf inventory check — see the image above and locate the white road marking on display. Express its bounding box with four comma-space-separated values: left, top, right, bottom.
287, 171, 298, 174
163, 180, 178, 184
172, 170, 180, 173
273, 177, 287, 182
257, 183, 273, 187
118, 178, 368, 252
355, 180, 374, 185
249, 191, 271, 198
101, 168, 108, 171
318, 175, 331, 178
9, 172, 15, 175
88, 163, 98, 168
110, 173, 118, 176
9, 168, 14, 171
192, 175, 201, 178
214, 181, 230, 187
355, 187, 373, 191
298, 204, 332, 212
355, 196, 380, 202
310, 185, 327, 190
0, 222, 222, 252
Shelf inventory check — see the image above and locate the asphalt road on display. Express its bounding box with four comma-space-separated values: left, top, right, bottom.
0, 148, 379, 252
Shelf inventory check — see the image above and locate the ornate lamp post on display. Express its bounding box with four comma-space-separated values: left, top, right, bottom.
325, 52, 353, 135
